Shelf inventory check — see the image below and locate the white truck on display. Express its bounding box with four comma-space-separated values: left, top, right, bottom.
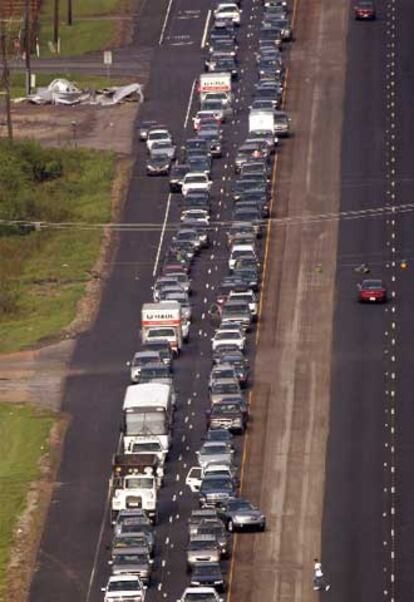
122, 383, 174, 457
102, 574, 147, 602
110, 454, 160, 524
198, 72, 232, 103
141, 301, 188, 354
248, 109, 275, 135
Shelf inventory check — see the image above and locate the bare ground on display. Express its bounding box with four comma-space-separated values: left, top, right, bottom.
0, 102, 139, 155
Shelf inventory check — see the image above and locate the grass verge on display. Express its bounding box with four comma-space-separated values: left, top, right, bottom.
38, 0, 124, 57
10, 72, 129, 99
0, 404, 55, 600
0, 141, 116, 354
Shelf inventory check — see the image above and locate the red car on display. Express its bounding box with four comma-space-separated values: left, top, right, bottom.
358, 279, 387, 303
354, 1, 376, 20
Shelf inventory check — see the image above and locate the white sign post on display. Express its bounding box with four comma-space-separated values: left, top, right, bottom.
103, 50, 112, 81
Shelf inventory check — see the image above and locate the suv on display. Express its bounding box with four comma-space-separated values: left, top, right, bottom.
207, 399, 248, 433
199, 474, 237, 508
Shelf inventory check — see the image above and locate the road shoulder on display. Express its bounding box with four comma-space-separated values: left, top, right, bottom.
229, 0, 349, 600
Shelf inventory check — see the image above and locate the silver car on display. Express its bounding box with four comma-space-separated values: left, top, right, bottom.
196, 442, 234, 469
150, 140, 176, 160
186, 535, 220, 569
210, 377, 242, 404
109, 546, 153, 584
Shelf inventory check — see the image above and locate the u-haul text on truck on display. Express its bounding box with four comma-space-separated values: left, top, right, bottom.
198, 72, 232, 103
141, 301, 188, 354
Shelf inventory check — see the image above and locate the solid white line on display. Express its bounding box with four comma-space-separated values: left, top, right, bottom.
184, 79, 197, 129
85, 483, 112, 602
159, 0, 174, 45
153, 193, 172, 277
201, 10, 212, 48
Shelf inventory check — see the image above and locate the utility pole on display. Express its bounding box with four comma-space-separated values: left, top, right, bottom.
67, 0, 73, 26
53, 0, 59, 48
0, 16, 13, 140
24, 0, 31, 95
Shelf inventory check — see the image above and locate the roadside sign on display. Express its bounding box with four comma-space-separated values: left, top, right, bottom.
103, 50, 113, 65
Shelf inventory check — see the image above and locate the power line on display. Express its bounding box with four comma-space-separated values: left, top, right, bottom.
1, 201, 414, 233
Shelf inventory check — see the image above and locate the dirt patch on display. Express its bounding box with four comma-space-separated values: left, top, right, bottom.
0, 102, 139, 155
4, 413, 68, 602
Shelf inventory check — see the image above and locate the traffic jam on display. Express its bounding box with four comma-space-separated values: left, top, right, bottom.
100, 1, 293, 601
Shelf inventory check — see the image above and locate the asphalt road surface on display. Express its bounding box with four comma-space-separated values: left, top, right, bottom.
323, 0, 414, 600
29, 0, 278, 601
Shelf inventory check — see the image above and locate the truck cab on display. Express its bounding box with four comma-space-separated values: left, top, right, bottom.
111, 455, 159, 524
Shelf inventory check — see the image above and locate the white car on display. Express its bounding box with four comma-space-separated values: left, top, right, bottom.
214, 3, 242, 25
180, 209, 210, 225
186, 463, 237, 493
102, 575, 146, 602
178, 587, 224, 602
203, 91, 233, 113
229, 289, 258, 316
146, 128, 172, 152
193, 110, 222, 131
181, 172, 212, 196
228, 243, 257, 271
211, 328, 245, 351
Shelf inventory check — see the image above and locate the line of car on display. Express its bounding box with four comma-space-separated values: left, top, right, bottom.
101, 1, 294, 601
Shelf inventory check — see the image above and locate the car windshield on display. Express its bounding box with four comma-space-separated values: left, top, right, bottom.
131, 441, 162, 453
108, 580, 139, 592
113, 536, 147, 548
147, 328, 175, 338
153, 141, 172, 148
214, 403, 240, 414
189, 540, 215, 550
126, 477, 153, 489
362, 280, 382, 289
193, 564, 220, 575
213, 383, 239, 394
187, 176, 207, 184
125, 412, 166, 436
202, 478, 233, 491
223, 306, 248, 316
114, 553, 148, 564
202, 445, 228, 455
151, 155, 169, 163
140, 367, 170, 379
185, 594, 217, 602
149, 132, 169, 140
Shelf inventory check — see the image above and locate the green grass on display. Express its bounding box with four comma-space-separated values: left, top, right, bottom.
10, 72, 128, 98
38, 0, 123, 57
41, 0, 122, 18
0, 145, 115, 354
0, 404, 54, 598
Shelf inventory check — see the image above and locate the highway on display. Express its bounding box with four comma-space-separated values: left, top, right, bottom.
27, 0, 414, 601
323, 0, 414, 600
30, 0, 283, 601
